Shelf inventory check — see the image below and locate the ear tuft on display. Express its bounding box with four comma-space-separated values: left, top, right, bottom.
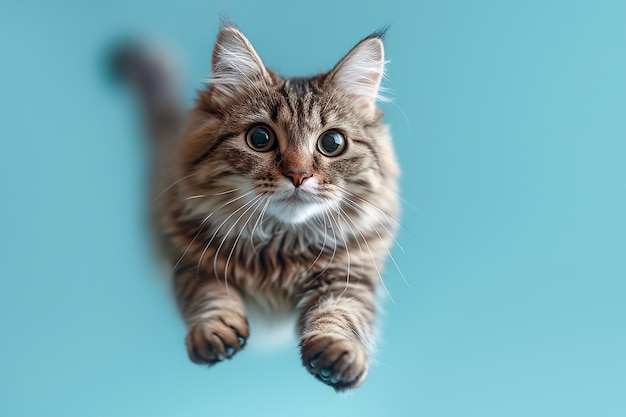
328, 36, 387, 115
208, 26, 270, 103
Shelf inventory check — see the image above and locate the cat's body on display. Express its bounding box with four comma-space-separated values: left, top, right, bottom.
115, 25, 399, 391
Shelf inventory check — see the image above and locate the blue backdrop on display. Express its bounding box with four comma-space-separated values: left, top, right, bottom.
1, 1, 625, 416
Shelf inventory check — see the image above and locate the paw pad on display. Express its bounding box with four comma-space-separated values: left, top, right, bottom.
300, 334, 369, 391
185, 314, 249, 365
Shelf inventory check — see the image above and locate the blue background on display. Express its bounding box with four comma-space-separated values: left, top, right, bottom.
1, 1, 625, 416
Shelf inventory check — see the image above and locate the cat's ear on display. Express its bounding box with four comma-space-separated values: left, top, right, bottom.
328, 35, 386, 116
209, 26, 271, 104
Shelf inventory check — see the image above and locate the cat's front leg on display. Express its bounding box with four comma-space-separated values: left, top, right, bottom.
175, 266, 249, 366
298, 279, 377, 391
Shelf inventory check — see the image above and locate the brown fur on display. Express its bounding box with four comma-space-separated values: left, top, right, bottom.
117, 25, 399, 391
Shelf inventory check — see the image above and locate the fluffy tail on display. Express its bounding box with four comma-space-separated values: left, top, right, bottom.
111, 42, 185, 146
111, 41, 186, 212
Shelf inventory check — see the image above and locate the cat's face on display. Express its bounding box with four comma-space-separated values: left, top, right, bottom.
175, 27, 397, 227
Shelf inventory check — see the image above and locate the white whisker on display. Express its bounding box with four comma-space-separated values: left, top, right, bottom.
208, 194, 263, 279
154, 173, 195, 201
184, 188, 242, 201
388, 98, 411, 136
336, 205, 365, 277
398, 194, 432, 221
173, 189, 255, 272
306, 209, 329, 272
250, 196, 272, 253
221, 194, 267, 296
334, 204, 395, 305
312, 206, 337, 281
342, 197, 411, 290
335, 184, 400, 224
342, 196, 404, 253
328, 208, 350, 297
337, 183, 423, 240
213, 188, 242, 196
197, 192, 260, 275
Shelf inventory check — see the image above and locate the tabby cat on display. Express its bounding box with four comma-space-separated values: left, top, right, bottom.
115, 24, 400, 391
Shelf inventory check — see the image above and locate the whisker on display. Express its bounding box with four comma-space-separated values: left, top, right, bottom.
250, 196, 272, 254
398, 194, 432, 222
154, 173, 195, 201
207, 194, 263, 279
336, 183, 420, 242
335, 184, 401, 225
342, 196, 404, 253
220, 194, 267, 296
388, 98, 411, 135
173, 189, 255, 272
197, 192, 260, 275
338, 185, 427, 243
334, 204, 396, 305
184, 188, 242, 201
306, 209, 328, 272
328, 208, 350, 297
341, 197, 411, 290
321, 84, 344, 116
336, 205, 365, 277
213, 188, 242, 196
312, 205, 337, 280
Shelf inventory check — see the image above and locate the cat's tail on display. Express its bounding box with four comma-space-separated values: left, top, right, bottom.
111, 40, 186, 210
111, 41, 185, 147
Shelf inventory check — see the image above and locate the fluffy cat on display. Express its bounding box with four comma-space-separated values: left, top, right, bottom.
114, 24, 400, 391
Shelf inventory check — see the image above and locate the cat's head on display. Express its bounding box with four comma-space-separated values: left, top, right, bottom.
175, 26, 398, 227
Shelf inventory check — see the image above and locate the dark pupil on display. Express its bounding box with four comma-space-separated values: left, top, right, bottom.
322, 133, 342, 153
251, 128, 270, 148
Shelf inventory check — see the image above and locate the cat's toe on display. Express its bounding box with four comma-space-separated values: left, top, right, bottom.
300, 335, 369, 391
185, 314, 249, 365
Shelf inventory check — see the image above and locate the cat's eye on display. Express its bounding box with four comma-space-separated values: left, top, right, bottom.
317, 130, 346, 157
246, 125, 276, 152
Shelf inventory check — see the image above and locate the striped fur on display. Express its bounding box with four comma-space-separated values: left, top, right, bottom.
117, 25, 400, 391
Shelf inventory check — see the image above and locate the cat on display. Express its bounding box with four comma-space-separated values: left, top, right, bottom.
114, 24, 400, 391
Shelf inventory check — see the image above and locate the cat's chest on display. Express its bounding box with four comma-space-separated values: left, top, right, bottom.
226, 228, 339, 308
172, 211, 346, 310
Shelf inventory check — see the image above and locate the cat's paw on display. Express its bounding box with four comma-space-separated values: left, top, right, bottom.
185, 314, 249, 365
300, 334, 369, 391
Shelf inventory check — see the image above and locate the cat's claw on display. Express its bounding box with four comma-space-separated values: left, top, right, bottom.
185, 314, 249, 366
237, 335, 246, 347
300, 334, 369, 391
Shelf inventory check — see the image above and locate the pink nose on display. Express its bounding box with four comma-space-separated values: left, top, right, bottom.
285, 171, 313, 187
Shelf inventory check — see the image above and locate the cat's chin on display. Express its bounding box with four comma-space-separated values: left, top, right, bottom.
266, 199, 328, 225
